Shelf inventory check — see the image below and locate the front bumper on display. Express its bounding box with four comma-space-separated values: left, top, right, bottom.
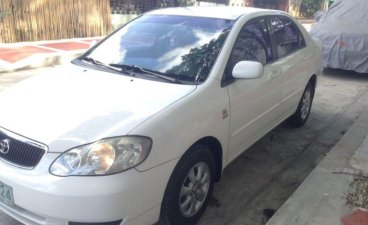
0, 153, 177, 225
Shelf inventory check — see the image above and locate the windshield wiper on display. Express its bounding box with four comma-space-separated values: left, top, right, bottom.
109, 64, 181, 84
79, 57, 135, 76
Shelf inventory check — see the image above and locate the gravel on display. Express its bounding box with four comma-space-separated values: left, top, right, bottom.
347, 176, 368, 209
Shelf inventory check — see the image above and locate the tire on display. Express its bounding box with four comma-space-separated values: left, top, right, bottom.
160, 145, 215, 225
288, 82, 314, 128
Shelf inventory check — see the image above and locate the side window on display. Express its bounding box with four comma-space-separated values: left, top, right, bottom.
270, 16, 306, 58
224, 18, 272, 82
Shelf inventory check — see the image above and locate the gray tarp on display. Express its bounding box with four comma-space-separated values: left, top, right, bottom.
310, 0, 368, 73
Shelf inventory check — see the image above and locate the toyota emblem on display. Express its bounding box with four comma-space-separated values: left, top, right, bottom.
0, 139, 10, 154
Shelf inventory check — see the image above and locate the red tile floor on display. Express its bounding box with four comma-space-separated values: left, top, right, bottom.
0, 38, 102, 65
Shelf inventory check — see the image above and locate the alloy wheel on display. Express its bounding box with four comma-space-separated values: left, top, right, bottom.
301, 89, 312, 120
179, 162, 211, 217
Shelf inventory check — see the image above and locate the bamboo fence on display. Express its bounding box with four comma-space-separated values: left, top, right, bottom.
0, 0, 112, 43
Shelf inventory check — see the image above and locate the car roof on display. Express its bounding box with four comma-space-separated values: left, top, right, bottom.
146, 6, 276, 20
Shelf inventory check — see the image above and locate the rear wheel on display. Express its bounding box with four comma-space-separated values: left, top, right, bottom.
288, 82, 314, 127
160, 145, 215, 225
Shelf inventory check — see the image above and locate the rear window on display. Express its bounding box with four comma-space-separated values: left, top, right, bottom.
270, 16, 305, 58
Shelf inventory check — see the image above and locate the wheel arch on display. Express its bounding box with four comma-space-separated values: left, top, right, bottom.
309, 74, 317, 92
160, 136, 223, 224
186, 136, 223, 182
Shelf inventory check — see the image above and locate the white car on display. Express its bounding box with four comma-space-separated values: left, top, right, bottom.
0, 6, 321, 225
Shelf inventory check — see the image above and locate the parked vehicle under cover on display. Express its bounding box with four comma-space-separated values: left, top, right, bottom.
310, 0, 368, 73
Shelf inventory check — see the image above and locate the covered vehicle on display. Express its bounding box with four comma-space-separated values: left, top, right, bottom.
310, 0, 368, 73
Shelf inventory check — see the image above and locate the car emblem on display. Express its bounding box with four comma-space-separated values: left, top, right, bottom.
0, 139, 10, 154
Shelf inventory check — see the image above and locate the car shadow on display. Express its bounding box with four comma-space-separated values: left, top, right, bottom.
323, 68, 368, 81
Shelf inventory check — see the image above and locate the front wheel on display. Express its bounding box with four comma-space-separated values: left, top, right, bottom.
160, 145, 215, 225
288, 82, 314, 127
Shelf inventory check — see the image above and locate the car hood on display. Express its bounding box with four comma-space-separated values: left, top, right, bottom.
0, 65, 196, 152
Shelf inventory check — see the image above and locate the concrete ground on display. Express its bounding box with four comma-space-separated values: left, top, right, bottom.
1, 67, 368, 225
267, 98, 368, 225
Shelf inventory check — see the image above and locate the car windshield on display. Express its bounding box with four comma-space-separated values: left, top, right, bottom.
84, 15, 235, 83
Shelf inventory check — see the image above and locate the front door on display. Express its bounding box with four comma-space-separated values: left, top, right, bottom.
224, 18, 282, 161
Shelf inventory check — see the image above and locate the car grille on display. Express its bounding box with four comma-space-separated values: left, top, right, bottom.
0, 128, 47, 169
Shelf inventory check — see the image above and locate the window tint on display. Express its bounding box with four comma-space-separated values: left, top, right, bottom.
270, 16, 306, 58
224, 19, 271, 83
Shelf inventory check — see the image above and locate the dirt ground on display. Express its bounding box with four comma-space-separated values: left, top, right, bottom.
1, 68, 368, 225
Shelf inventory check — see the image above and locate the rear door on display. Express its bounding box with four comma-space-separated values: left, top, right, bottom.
269, 16, 309, 111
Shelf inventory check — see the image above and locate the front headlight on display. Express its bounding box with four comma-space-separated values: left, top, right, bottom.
50, 136, 152, 176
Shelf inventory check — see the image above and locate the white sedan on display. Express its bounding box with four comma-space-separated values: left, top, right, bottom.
0, 6, 322, 225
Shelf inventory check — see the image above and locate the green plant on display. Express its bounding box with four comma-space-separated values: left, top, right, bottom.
300, 0, 323, 17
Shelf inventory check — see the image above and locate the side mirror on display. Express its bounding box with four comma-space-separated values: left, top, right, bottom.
232, 61, 264, 79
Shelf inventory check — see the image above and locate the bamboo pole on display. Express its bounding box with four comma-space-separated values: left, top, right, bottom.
0, 0, 112, 43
